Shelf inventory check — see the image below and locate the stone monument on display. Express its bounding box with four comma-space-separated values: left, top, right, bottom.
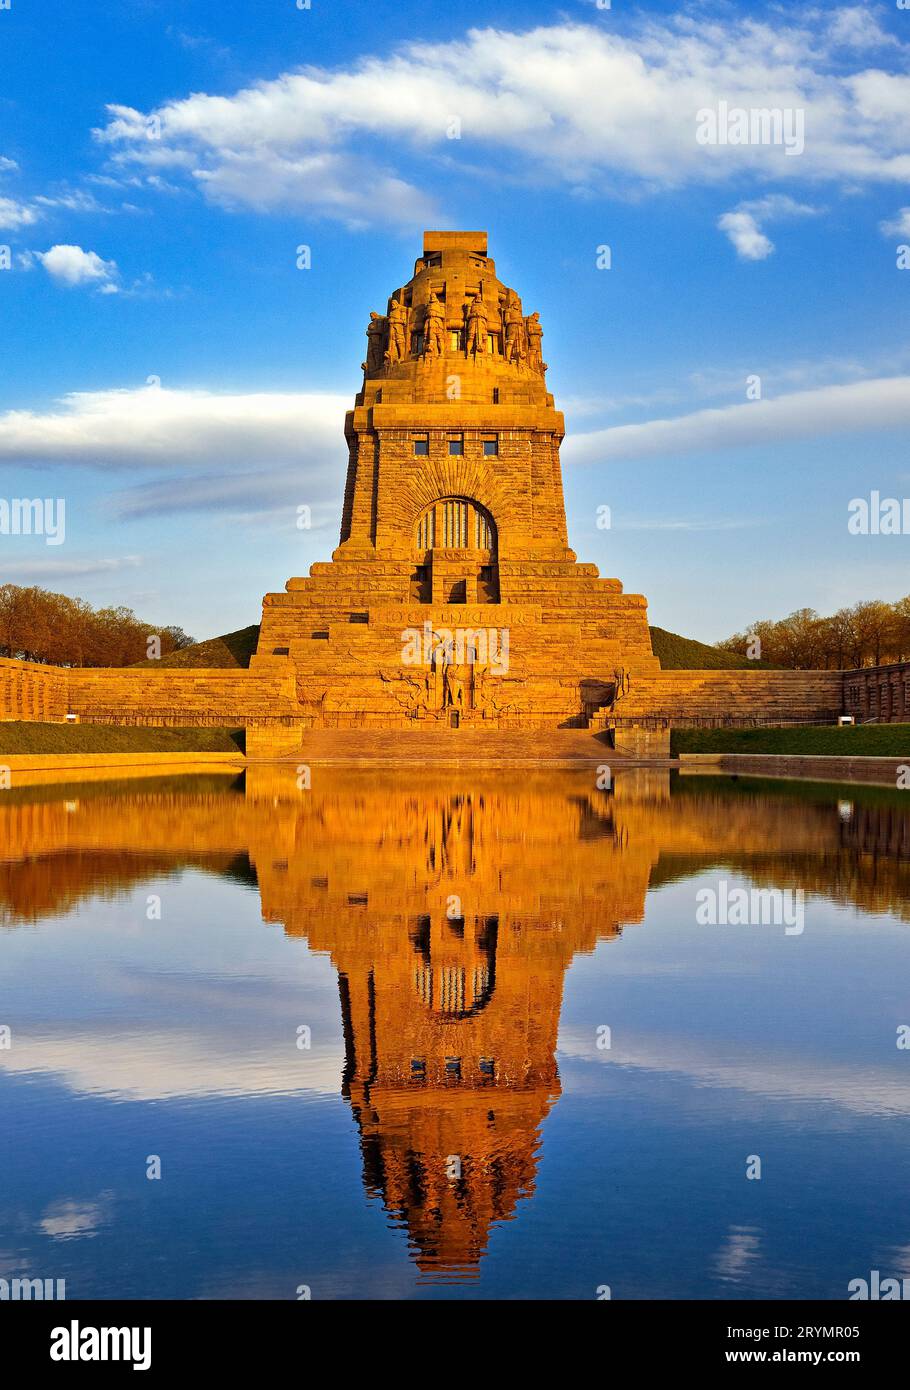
251, 231, 662, 741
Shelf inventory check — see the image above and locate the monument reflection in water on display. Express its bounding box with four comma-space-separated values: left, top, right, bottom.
1, 767, 909, 1297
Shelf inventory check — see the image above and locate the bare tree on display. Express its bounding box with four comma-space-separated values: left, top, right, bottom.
0, 585, 195, 666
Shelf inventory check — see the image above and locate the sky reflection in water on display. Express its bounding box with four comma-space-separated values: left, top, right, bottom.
1, 766, 908, 1299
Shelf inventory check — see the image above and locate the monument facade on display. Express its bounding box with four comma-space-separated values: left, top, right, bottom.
250, 231, 661, 737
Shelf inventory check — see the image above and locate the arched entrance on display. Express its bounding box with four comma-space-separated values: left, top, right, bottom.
411, 497, 499, 604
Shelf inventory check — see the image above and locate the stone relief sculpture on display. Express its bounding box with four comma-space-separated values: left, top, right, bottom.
384, 296, 409, 365
296, 680, 329, 721
474, 666, 521, 717
465, 295, 488, 356
444, 660, 474, 711
422, 292, 446, 359
363, 311, 387, 373
607, 667, 631, 710
379, 667, 434, 716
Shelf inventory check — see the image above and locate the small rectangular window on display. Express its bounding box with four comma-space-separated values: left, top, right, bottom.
483, 439, 498, 456
413, 438, 428, 456
448, 438, 463, 456
492, 388, 500, 404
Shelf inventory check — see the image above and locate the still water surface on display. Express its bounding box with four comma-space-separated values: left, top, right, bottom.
1, 766, 908, 1299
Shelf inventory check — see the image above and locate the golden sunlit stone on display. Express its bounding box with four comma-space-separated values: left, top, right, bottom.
250, 230, 663, 748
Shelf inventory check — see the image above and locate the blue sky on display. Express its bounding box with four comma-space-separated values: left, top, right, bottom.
0, 0, 908, 642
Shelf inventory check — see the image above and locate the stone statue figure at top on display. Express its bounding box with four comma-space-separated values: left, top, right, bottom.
525, 311, 545, 373
465, 295, 488, 357
363, 311, 387, 374
385, 296, 409, 365
423, 291, 446, 359
501, 289, 525, 366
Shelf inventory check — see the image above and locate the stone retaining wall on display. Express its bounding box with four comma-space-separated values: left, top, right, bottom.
0, 656, 68, 722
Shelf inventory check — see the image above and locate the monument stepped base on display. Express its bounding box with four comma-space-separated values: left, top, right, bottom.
259, 727, 625, 766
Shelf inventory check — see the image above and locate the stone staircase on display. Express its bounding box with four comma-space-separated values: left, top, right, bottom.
273, 726, 620, 765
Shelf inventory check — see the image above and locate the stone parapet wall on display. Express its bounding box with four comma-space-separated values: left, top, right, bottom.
609, 669, 844, 728
66, 666, 298, 726
0, 654, 850, 750
0, 657, 68, 722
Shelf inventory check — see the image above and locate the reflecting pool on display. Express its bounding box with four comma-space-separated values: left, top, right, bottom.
1, 766, 908, 1299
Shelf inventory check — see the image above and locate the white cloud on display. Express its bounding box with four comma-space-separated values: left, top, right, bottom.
194, 150, 437, 228
718, 193, 818, 259
0, 196, 40, 230
0, 187, 108, 233
881, 207, 910, 238
828, 6, 899, 51
92, 15, 910, 226
0, 1029, 343, 1102
0, 385, 348, 518
0, 384, 346, 466
33, 243, 118, 289
565, 376, 910, 464
34, 189, 105, 214
847, 69, 910, 125
39, 1198, 110, 1241
739, 194, 819, 221
111, 470, 339, 522
0, 156, 19, 173
560, 1026, 910, 1118
717, 210, 774, 260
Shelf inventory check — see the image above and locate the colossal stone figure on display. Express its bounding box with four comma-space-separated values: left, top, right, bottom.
465, 295, 488, 356
385, 297, 409, 365
525, 311, 545, 373
423, 292, 445, 359
363, 311, 387, 374
502, 291, 525, 365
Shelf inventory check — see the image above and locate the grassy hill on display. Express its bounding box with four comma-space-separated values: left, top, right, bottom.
135, 625, 261, 669
134, 623, 753, 672
648, 626, 768, 669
